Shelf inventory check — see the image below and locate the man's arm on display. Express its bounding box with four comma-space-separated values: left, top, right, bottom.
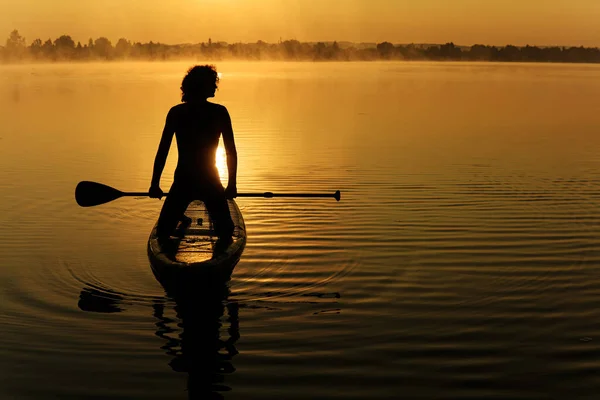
221, 107, 238, 197
149, 109, 176, 197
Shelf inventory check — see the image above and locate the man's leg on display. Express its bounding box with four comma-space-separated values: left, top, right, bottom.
156, 182, 191, 242
203, 189, 235, 242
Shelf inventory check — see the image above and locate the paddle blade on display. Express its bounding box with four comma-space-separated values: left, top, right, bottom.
75, 181, 125, 207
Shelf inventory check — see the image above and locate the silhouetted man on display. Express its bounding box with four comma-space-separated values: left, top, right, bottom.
149, 65, 237, 246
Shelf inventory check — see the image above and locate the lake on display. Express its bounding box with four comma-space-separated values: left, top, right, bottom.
1, 61, 600, 399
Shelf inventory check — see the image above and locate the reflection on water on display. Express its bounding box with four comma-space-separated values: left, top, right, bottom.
154, 290, 239, 399
78, 269, 240, 399
78, 287, 124, 313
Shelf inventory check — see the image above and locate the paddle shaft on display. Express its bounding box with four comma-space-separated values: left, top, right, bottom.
123, 191, 341, 200
237, 192, 339, 199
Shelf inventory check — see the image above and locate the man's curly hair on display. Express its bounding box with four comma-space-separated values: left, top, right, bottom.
180, 65, 219, 102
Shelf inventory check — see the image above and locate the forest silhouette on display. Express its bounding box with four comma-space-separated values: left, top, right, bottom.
3, 30, 600, 63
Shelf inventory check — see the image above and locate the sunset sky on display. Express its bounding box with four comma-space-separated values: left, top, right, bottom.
2, 0, 600, 47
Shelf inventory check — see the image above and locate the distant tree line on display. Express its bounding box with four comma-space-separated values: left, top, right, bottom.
2, 30, 600, 63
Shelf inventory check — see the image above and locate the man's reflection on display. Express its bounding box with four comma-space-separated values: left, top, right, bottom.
77, 272, 240, 400
153, 276, 239, 399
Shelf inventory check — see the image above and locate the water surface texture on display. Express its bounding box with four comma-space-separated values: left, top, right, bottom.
1, 61, 600, 399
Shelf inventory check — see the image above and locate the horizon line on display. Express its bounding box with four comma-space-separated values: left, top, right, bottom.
3, 30, 600, 50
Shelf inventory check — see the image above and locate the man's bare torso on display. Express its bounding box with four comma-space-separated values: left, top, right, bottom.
169, 101, 226, 182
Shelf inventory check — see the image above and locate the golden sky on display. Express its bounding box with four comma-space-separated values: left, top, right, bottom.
2, 0, 600, 47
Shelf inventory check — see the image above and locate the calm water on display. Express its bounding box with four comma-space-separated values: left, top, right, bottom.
1, 61, 600, 399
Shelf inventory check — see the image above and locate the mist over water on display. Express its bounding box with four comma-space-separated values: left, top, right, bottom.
1, 61, 600, 399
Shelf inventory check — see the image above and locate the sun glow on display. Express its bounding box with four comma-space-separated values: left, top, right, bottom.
216, 143, 228, 185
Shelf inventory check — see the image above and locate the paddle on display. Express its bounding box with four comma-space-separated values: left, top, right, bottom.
75, 181, 341, 207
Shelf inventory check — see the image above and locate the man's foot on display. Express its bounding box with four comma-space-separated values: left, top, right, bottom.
157, 235, 177, 255
179, 215, 192, 225
213, 236, 233, 256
